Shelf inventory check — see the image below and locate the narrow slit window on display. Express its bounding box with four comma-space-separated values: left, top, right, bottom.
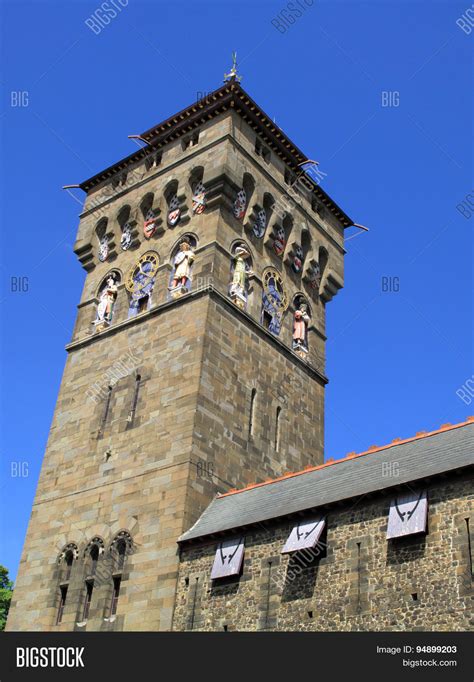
82, 581, 94, 621
248, 388, 257, 438
128, 374, 141, 424
99, 386, 113, 438
56, 585, 68, 625
110, 577, 121, 616
275, 406, 282, 452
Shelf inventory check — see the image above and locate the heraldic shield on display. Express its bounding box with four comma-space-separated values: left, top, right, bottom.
386, 490, 428, 539
281, 517, 326, 554
167, 195, 181, 226
210, 537, 245, 579
233, 189, 247, 221
192, 181, 207, 214
143, 209, 157, 239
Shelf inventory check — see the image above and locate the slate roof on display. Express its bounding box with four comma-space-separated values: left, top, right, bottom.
179, 419, 474, 543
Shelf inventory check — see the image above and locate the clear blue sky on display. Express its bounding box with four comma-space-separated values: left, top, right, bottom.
1, 0, 472, 581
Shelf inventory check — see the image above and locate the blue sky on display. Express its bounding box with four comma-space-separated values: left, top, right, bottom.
0, 0, 472, 581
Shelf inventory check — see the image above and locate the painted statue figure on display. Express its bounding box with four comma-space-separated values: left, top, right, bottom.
96, 274, 118, 326
169, 239, 195, 297
292, 303, 310, 357
229, 245, 252, 309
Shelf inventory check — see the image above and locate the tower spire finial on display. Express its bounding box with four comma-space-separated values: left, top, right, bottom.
224, 51, 242, 83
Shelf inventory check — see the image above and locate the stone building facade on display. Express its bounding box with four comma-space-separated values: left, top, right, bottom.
174, 421, 473, 631
8, 77, 472, 633
7, 78, 351, 631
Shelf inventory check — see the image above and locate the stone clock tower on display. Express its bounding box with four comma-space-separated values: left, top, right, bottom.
7, 71, 353, 631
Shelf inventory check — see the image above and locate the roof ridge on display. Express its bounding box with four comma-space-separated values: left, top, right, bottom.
218, 416, 474, 498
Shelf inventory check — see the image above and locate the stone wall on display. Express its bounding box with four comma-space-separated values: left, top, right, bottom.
173, 473, 474, 631
7, 101, 344, 632
7, 284, 326, 631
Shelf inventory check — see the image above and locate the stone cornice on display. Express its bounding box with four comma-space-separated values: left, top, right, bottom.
79, 82, 353, 229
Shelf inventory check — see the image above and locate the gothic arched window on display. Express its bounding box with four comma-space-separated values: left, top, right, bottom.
55, 543, 78, 625
140, 193, 160, 240
233, 173, 255, 222
189, 167, 207, 215
95, 218, 109, 262
117, 205, 133, 251
108, 532, 134, 618
164, 180, 181, 227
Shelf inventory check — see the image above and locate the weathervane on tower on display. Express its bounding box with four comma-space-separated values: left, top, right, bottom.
224, 51, 242, 83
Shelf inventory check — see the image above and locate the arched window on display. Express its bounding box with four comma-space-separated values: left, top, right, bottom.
80, 538, 104, 622
168, 235, 197, 300
108, 531, 134, 618
251, 193, 273, 240
140, 193, 159, 240
189, 167, 206, 215
110, 531, 133, 572
233, 173, 255, 222
55, 543, 78, 625
164, 180, 181, 227
95, 218, 109, 262
64, 550, 74, 582
84, 537, 104, 577
117, 205, 133, 251
290, 228, 311, 275
268, 214, 292, 259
